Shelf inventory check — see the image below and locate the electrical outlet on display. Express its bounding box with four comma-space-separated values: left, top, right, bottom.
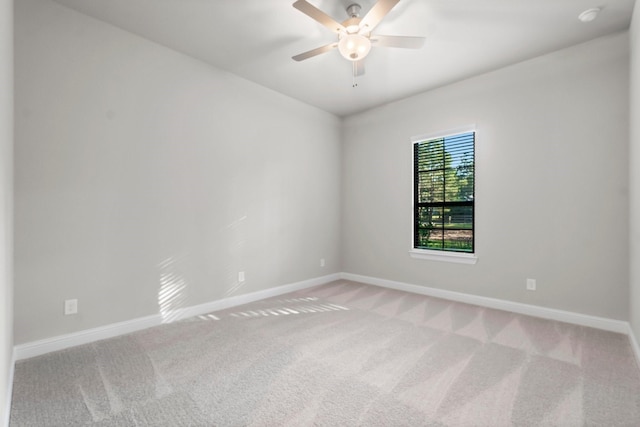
526, 278, 536, 291
238, 271, 245, 282
64, 299, 78, 315
320, 258, 325, 267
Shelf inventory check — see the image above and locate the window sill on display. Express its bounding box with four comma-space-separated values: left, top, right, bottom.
409, 249, 478, 265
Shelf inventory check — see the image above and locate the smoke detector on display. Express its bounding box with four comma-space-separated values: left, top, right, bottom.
578, 8, 600, 23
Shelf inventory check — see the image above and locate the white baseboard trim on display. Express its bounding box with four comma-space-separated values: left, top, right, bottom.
13, 271, 638, 368
14, 313, 160, 361
628, 325, 640, 371
14, 273, 341, 361
340, 272, 630, 334
170, 273, 341, 321
3, 348, 15, 427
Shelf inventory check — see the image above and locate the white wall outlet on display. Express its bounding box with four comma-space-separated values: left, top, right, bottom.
320, 258, 325, 267
64, 299, 78, 315
238, 271, 245, 282
526, 278, 536, 291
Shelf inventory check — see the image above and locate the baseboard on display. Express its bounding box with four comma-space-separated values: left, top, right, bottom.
170, 273, 341, 321
13, 271, 636, 364
3, 348, 15, 427
14, 273, 341, 360
340, 272, 630, 334
628, 325, 640, 370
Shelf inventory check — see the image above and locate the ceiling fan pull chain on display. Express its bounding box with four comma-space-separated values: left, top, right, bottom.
352, 61, 358, 87
292, 0, 424, 85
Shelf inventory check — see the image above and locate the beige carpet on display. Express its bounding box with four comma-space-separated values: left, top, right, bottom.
10, 280, 640, 426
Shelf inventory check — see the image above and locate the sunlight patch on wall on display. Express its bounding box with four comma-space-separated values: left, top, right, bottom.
158, 255, 189, 323
224, 280, 247, 298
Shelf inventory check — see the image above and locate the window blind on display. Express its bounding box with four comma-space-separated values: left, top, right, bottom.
414, 131, 475, 252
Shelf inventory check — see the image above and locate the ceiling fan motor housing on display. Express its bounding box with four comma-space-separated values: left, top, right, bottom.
342, 17, 362, 33
292, 0, 425, 66
346, 3, 362, 18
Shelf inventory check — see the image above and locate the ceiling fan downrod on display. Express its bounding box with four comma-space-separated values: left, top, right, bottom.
346, 3, 362, 18
291, 0, 426, 82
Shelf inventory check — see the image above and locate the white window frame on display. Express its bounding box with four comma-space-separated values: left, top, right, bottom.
409, 125, 478, 265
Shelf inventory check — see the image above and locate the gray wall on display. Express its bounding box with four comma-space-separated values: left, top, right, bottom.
630, 4, 640, 341
14, 0, 342, 344
12, 0, 636, 349
0, 0, 12, 422
342, 33, 630, 320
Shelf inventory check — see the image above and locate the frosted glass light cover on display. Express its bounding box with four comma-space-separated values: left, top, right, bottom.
338, 34, 371, 61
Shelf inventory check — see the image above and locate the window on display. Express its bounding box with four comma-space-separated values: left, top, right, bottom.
413, 130, 475, 258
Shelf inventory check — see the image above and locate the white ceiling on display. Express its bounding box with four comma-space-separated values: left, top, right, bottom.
52, 0, 635, 117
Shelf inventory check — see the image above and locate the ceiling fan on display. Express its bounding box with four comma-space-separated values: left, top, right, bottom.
292, 0, 425, 78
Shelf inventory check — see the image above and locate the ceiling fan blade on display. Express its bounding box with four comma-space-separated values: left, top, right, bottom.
371, 35, 425, 49
292, 0, 345, 34
359, 0, 400, 32
292, 43, 338, 61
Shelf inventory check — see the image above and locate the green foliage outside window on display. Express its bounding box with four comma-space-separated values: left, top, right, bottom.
414, 132, 475, 252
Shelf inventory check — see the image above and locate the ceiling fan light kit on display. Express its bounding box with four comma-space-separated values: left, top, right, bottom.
338, 33, 371, 60
292, 0, 425, 81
